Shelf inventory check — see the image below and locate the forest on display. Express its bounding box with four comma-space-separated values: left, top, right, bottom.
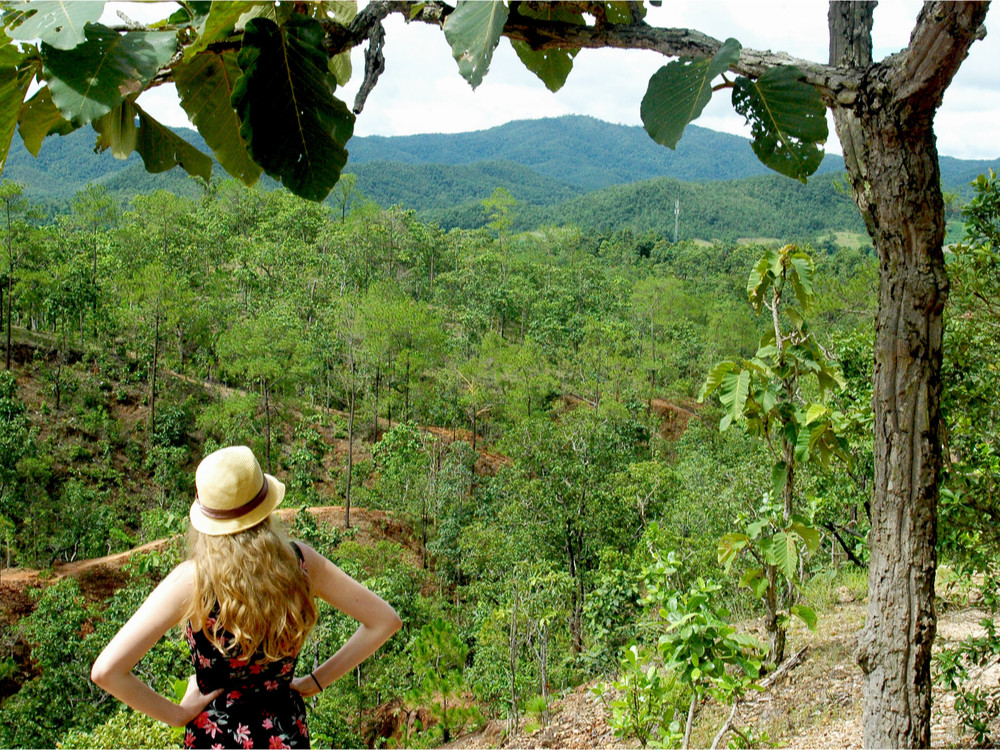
0, 166, 998, 748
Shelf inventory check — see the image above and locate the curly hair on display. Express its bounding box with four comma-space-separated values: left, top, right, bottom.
186, 517, 318, 661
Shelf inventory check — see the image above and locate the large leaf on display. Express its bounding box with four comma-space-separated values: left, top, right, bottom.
718, 369, 750, 432
174, 50, 261, 185
511, 41, 578, 93
788, 252, 815, 311
511, 3, 581, 92
134, 102, 211, 180
42, 26, 176, 125
0, 62, 32, 175
718, 532, 749, 570
232, 16, 355, 202
790, 521, 821, 553
769, 531, 798, 579
91, 98, 211, 180
17, 85, 75, 156
790, 604, 817, 631
747, 246, 781, 311
182, 1, 260, 61
642, 38, 740, 149
732, 65, 827, 183
698, 360, 736, 402
92, 98, 137, 158
770, 461, 788, 501
7, 1, 104, 51
443, 0, 508, 90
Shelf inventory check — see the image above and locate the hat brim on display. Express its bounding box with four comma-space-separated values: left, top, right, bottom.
189, 474, 286, 536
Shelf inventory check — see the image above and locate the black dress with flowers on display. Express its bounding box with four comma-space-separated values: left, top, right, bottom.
183, 547, 310, 749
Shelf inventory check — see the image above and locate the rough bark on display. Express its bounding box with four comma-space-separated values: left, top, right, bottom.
827, 3, 990, 746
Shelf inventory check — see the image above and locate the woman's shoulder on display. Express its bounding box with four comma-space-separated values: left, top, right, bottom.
164, 559, 197, 587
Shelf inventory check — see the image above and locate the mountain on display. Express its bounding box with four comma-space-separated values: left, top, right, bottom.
346, 115, 848, 191
2, 115, 995, 231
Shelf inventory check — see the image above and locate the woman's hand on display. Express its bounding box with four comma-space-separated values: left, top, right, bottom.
176, 675, 224, 726
290, 674, 322, 698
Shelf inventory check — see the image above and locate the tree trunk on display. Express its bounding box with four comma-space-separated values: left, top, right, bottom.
5, 269, 11, 370
827, 4, 987, 745
346, 360, 355, 529
263, 380, 272, 474
373, 364, 380, 441
851, 113, 944, 750
149, 314, 159, 441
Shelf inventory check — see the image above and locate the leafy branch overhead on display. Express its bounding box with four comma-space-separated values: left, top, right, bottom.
0, 0, 841, 200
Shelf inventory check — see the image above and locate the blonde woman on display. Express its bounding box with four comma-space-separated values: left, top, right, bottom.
92, 445, 401, 749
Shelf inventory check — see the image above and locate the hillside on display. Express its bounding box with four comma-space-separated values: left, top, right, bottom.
423, 172, 868, 242
4, 115, 996, 218
345, 116, 848, 190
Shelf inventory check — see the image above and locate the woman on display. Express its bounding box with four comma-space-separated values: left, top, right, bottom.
91, 445, 402, 748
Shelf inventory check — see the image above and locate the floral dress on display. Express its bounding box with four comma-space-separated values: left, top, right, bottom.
184, 547, 310, 749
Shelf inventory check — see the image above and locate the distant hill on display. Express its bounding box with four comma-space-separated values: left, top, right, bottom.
2, 115, 995, 237
346, 115, 848, 191
420, 172, 868, 243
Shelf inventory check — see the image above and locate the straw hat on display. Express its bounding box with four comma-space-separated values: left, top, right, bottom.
190, 446, 285, 535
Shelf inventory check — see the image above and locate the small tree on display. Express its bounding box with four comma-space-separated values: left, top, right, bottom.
700, 244, 848, 664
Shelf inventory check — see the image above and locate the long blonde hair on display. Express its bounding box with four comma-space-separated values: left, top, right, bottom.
186, 517, 318, 661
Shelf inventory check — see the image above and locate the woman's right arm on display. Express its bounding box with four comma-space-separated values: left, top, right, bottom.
91, 561, 223, 726
290, 543, 403, 697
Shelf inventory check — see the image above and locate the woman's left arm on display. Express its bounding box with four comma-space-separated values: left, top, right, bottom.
91, 560, 223, 727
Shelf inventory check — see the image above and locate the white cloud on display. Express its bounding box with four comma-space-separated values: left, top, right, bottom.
109, 1, 998, 160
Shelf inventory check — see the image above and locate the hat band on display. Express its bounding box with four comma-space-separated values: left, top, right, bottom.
197, 476, 269, 521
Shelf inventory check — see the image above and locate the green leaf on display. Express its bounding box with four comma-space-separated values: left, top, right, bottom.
0, 30, 26, 66
42, 26, 176, 125
172, 678, 187, 702
604, 2, 633, 24
771, 461, 788, 500
232, 15, 355, 202
135, 101, 211, 179
788, 253, 815, 310
174, 50, 262, 184
698, 360, 736, 402
732, 66, 827, 183
641, 38, 740, 149
509, 3, 582, 92
91, 99, 211, 180
17, 85, 75, 156
7, 1, 105, 51
805, 404, 827, 425
790, 604, 817, 631
790, 521, 820, 553
718, 532, 749, 569
92, 98, 137, 158
718, 369, 750, 428
511, 41, 577, 93
182, 1, 261, 61
747, 246, 780, 311
443, 0, 508, 90
0, 63, 32, 175
770, 531, 798, 579
328, 51, 351, 86
794, 418, 811, 462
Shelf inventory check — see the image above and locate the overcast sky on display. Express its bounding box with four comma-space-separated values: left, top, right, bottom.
122, 1, 999, 160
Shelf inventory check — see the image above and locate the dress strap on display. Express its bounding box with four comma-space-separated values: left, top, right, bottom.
290, 541, 304, 563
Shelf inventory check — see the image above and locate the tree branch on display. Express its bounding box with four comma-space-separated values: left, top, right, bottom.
889, 1, 990, 113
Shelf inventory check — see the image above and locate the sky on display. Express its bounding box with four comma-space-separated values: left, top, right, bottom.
116, 1, 1000, 160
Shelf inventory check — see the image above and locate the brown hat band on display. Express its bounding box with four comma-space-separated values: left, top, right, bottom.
196, 476, 269, 520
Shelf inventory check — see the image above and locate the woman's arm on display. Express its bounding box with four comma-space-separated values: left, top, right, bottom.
290, 543, 403, 696
90, 560, 223, 726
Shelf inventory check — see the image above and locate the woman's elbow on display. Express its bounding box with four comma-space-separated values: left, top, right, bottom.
383, 608, 403, 637
90, 659, 111, 690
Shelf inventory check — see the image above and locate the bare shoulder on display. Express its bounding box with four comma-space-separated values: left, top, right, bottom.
168, 559, 196, 584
